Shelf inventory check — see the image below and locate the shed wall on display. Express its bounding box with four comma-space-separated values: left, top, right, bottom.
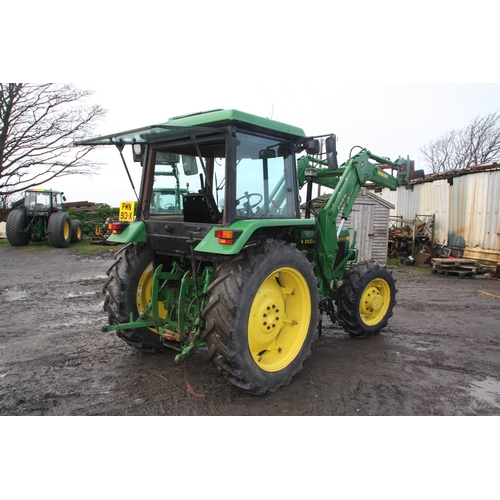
376, 168, 500, 265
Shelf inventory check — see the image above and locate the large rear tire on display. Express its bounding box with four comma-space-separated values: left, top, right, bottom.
70, 219, 83, 243
202, 240, 319, 395
6, 210, 31, 246
47, 212, 71, 248
103, 243, 168, 353
337, 260, 396, 339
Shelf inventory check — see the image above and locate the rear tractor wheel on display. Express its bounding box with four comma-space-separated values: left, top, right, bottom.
337, 260, 396, 339
103, 243, 168, 353
47, 212, 71, 248
70, 219, 83, 243
202, 240, 319, 395
6, 210, 31, 246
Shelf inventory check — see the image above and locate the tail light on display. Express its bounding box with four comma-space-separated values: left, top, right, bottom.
108, 223, 129, 234
214, 229, 242, 245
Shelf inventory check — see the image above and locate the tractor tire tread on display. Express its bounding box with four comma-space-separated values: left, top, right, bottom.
70, 219, 83, 243
6, 210, 31, 246
337, 259, 397, 339
202, 239, 319, 395
47, 212, 71, 248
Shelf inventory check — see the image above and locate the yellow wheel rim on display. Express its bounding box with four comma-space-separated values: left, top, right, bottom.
248, 267, 311, 372
136, 262, 167, 332
63, 221, 70, 240
359, 278, 391, 326
76, 226, 82, 239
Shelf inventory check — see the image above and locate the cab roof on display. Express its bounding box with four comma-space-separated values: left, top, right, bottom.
75, 109, 307, 146
26, 188, 62, 194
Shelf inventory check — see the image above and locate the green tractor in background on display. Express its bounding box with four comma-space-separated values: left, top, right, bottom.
77, 109, 423, 395
149, 160, 190, 216
6, 188, 83, 248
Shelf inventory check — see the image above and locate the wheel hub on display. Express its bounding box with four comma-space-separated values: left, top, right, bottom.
359, 278, 391, 325
364, 287, 384, 311
254, 296, 284, 339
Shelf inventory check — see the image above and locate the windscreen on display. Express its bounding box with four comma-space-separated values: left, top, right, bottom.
25, 191, 51, 210
235, 133, 297, 219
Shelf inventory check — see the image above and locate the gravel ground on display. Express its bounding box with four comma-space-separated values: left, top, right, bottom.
1, 243, 499, 416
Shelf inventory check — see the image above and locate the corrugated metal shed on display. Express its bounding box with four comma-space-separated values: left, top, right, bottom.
375, 163, 500, 266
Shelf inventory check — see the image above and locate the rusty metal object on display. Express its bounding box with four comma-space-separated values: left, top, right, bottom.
489, 263, 500, 280
415, 250, 432, 267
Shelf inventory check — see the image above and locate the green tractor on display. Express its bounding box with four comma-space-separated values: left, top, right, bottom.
76, 109, 422, 394
149, 160, 189, 216
6, 188, 83, 248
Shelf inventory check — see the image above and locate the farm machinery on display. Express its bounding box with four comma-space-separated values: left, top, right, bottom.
6, 188, 83, 248
76, 109, 422, 394
89, 162, 189, 245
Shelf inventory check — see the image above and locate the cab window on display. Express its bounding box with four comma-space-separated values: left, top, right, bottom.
235, 133, 297, 219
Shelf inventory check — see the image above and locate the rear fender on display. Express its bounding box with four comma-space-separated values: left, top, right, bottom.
107, 221, 147, 243
195, 219, 314, 255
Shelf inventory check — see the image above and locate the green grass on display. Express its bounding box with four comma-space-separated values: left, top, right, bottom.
0, 238, 53, 251
387, 256, 432, 274
0, 237, 122, 254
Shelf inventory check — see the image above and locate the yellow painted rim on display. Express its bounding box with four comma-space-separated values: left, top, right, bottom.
359, 278, 391, 326
248, 267, 311, 372
136, 262, 167, 332
63, 221, 70, 240
76, 226, 82, 239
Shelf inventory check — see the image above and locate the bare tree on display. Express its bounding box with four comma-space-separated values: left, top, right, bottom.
0, 83, 106, 201
420, 111, 500, 173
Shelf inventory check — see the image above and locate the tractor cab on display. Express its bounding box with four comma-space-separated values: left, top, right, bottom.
76, 109, 310, 227
150, 187, 187, 215
24, 189, 65, 217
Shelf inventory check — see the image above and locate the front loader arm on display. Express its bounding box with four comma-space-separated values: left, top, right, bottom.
297, 147, 415, 297
298, 148, 413, 223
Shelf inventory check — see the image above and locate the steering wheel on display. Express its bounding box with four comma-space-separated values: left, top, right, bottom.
236, 192, 263, 210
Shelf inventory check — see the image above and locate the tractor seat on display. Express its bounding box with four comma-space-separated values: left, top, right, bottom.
183, 192, 222, 224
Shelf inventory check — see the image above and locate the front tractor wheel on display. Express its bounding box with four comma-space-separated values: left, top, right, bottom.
337, 260, 396, 339
103, 243, 168, 353
202, 240, 319, 395
47, 212, 71, 248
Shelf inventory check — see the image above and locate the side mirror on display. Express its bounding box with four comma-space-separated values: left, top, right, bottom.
182, 156, 199, 176
325, 135, 339, 170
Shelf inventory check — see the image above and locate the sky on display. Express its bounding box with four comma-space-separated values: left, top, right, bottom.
41, 82, 500, 207
5, 0, 500, 207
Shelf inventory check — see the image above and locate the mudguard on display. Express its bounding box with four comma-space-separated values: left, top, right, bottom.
107, 221, 147, 244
